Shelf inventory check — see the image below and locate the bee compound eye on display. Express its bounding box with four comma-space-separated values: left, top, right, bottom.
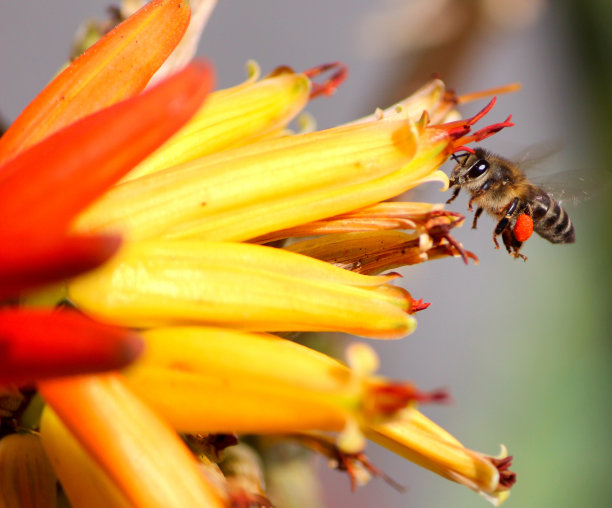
467, 160, 489, 179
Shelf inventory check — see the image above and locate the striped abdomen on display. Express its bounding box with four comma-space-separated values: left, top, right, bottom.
530, 188, 575, 244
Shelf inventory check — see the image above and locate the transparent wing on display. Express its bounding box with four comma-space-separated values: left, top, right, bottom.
512, 139, 566, 172
510, 140, 603, 207
531, 170, 602, 207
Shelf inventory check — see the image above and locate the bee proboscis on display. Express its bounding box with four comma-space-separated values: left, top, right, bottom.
446, 147, 575, 260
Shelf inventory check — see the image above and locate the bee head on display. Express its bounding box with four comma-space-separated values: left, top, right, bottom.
449, 148, 491, 187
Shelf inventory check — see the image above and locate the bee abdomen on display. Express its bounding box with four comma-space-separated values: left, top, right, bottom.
531, 191, 575, 244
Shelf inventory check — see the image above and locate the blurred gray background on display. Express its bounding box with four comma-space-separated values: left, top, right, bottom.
1, 1, 610, 507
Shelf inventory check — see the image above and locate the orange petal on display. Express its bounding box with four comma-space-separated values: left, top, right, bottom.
38, 374, 225, 507
0, 61, 213, 237
0, 0, 191, 163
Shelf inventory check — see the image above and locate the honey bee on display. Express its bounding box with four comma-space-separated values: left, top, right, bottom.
446, 147, 575, 260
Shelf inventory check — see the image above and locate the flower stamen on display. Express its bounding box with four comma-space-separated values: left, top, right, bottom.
288, 432, 406, 492
368, 384, 449, 415
490, 455, 517, 490
304, 62, 349, 98
410, 298, 431, 313
438, 97, 515, 154
457, 83, 522, 104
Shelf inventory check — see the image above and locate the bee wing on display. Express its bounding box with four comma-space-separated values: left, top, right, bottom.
513, 139, 566, 172
531, 170, 598, 207
513, 140, 605, 207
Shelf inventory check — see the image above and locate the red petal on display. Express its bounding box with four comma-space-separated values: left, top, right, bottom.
0, 61, 214, 237
0, 309, 143, 384
0, 234, 121, 300
0, 0, 191, 163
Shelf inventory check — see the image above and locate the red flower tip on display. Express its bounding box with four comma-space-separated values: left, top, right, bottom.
0, 61, 214, 238
370, 383, 450, 415
413, 387, 450, 404
0, 62, 213, 299
304, 62, 348, 99
410, 298, 431, 313
385, 271, 404, 279
439, 97, 514, 151
0, 309, 143, 385
0, 234, 121, 301
452, 145, 476, 154
465, 97, 497, 126
460, 114, 514, 146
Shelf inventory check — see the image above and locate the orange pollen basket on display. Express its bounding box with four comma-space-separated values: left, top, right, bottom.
513, 213, 534, 242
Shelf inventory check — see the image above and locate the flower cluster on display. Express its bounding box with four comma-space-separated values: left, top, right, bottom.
0, 1, 516, 506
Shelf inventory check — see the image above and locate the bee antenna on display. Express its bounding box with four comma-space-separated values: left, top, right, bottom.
450, 151, 471, 166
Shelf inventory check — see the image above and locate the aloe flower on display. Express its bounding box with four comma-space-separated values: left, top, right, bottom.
0, 1, 212, 383
0, 1, 516, 506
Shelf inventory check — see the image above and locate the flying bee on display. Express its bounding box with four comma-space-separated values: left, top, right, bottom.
445, 147, 575, 260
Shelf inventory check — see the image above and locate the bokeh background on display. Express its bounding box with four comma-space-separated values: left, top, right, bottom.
1, 1, 610, 507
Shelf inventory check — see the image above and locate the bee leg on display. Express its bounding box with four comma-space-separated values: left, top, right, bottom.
504, 234, 513, 255
501, 229, 514, 254
494, 197, 520, 236
472, 207, 484, 229
503, 197, 520, 217
492, 198, 519, 250
467, 179, 493, 212
495, 212, 528, 260
494, 216, 511, 237
502, 229, 527, 261
445, 186, 460, 204
477, 179, 493, 194
493, 234, 501, 249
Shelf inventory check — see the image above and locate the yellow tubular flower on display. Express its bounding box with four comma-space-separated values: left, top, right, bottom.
38, 374, 225, 508
121, 327, 436, 452
67, 240, 415, 338
125, 64, 311, 180
366, 409, 515, 506
74, 116, 424, 241
350, 78, 460, 125
2, 0, 521, 502
158, 150, 447, 244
